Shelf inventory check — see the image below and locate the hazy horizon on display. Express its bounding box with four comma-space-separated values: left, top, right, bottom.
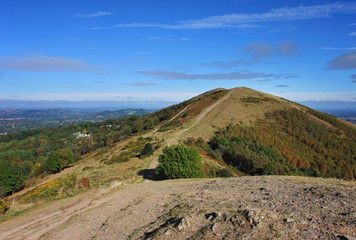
0, 98, 356, 112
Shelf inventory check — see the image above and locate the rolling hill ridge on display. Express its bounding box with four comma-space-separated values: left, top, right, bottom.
0, 87, 355, 239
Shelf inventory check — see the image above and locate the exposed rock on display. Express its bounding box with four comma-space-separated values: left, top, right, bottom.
268, 211, 278, 220
245, 208, 262, 224
176, 216, 190, 230
163, 229, 171, 236
335, 234, 356, 240
287, 221, 295, 231
211, 223, 218, 233
205, 211, 222, 222
2, 176, 355, 240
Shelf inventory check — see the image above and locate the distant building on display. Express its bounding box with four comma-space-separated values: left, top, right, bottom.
76, 133, 90, 138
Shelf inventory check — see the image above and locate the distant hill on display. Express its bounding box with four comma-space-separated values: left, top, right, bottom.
0, 108, 153, 134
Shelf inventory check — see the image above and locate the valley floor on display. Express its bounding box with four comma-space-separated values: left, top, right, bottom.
0, 176, 355, 240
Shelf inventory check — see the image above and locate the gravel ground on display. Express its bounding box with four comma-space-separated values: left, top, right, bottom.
2, 176, 353, 240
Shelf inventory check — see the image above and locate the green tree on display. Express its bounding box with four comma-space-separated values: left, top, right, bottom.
0, 162, 29, 195
46, 152, 64, 173
155, 145, 204, 179
141, 143, 154, 157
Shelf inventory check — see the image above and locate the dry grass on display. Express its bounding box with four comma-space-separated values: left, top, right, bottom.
182, 87, 292, 140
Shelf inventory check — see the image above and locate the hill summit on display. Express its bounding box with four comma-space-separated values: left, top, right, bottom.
0, 87, 355, 239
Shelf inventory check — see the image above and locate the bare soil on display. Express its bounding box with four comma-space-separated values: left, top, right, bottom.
1, 176, 354, 240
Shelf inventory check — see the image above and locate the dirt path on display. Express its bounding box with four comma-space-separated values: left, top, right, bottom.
1, 176, 354, 240
147, 91, 232, 172
166, 89, 233, 146
0, 179, 127, 240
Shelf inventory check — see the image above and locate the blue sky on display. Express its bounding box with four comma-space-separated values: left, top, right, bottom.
0, 0, 355, 108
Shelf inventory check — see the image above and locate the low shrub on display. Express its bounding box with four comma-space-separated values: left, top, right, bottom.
78, 177, 90, 189
158, 121, 182, 132
219, 168, 234, 178
0, 199, 9, 215
21, 175, 77, 203
141, 143, 154, 158
106, 154, 130, 164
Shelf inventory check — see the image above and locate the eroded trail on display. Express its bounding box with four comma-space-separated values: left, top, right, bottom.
2, 176, 355, 240
166, 89, 233, 146
0, 181, 126, 240
148, 90, 233, 172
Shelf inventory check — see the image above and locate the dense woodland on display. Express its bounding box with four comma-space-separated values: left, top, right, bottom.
188, 108, 356, 180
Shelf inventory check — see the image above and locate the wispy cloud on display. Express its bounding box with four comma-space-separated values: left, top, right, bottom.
245, 41, 299, 60
202, 60, 245, 69
204, 41, 299, 69
146, 36, 189, 41
91, 2, 356, 30
203, 41, 299, 69
321, 47, 356, 50
126, 82, 156, 87
327, 51, 356, 69
0, 53, 96, 72
245, 42, 274, 60
132, 51, 151, 55
74, 11, 113, 18
352, 74, 356, 83
277, 42, 300, 56
135, 70, 284, 80
275, 84, 289, 88
349, 32, 356, 36
93, 72, 116, 75
257, 79, 273, 83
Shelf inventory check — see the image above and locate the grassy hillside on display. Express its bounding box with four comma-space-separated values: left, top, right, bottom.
184, 88, 356, 180
0, 89, 227, 197
1, 87, 355, 220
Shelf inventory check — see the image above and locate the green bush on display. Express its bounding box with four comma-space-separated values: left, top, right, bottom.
155, 145, 204, 179
141, 143, 154, 157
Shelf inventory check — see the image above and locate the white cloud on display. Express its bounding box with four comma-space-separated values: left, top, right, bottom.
349, 32, 356, 36
91, 2, 356, 30
74, 11, 113, 18
0, 53, 96, 72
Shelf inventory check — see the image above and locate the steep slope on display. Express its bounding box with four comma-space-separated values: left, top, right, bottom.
177, 87, 355, 141
152, 87, 356, 180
